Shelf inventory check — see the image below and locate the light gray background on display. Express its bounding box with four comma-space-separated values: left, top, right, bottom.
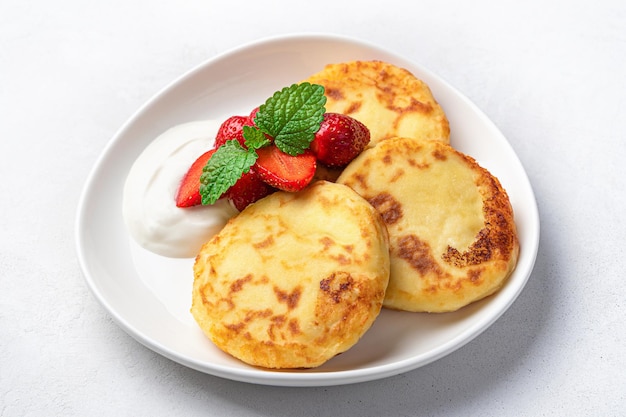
1, 0, 624, 415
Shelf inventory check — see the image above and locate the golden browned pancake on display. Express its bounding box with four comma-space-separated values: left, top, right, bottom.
304, 60, 450, 147
337, 137, 519, 313
191, 181, 390, 368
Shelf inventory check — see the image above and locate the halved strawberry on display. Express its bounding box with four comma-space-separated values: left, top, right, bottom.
254, 146, 317, 192
175, 149, 216, 207
225, 169, 276, 211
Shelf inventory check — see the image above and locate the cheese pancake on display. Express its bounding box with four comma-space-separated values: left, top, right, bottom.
191, 181, 390, 369
337, 137, 519, 313
304, 60, 450, 147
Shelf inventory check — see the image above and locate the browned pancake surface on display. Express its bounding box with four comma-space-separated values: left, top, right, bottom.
191, 181, 390, 368
304, 60, 450, 147
337, 137, 519, 312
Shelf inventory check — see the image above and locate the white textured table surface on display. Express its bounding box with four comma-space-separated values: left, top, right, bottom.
2, 1, 625, 415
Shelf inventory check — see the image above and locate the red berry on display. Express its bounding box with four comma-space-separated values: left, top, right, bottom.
175, 149, 217, 207
254, 146, 317, 192
225, 170, 275, 211
310, 113, 370, 167
247, 106, 275, 144
248, 106, 260, 124
214, 115, 249, 148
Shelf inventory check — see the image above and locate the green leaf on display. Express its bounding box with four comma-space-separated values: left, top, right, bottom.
254, 82, 326, 156
242, 125, 271, 150
199, 140, 257, 205
196, 83, 326, 205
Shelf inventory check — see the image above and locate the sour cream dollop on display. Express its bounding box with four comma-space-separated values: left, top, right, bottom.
122, 120, 238, 258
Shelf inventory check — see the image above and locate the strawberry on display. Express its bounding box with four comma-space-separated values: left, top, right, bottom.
310, 113, 370, 167
248, 106, 260, 123
193, 83, 327, 206
247, 106, 275, 144
214, 115, 250, 148
225, 169, 275, 211
175, 149, 217, 207
254, 146, 317, 192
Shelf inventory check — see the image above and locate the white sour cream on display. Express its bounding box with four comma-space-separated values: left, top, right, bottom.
122, 120, 238, 258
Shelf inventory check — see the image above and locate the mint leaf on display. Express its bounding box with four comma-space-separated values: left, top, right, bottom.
199, 140, 257, 205
242, 125, 271, 150
197, 82, 326, 206
254, 82, 326, 156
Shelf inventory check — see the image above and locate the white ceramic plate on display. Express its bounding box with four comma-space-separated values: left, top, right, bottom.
75, 33, 539, 387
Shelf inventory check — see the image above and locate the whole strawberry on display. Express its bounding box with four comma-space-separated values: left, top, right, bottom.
214, 115, 252, 148
310, 113, 370, 167
248, 106, 260, 124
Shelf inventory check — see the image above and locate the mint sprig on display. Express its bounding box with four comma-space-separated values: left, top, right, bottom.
199, 140, 257, 205
199, 82, 326, 205
242, 125, 271, 149
254, 83, 326, 156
